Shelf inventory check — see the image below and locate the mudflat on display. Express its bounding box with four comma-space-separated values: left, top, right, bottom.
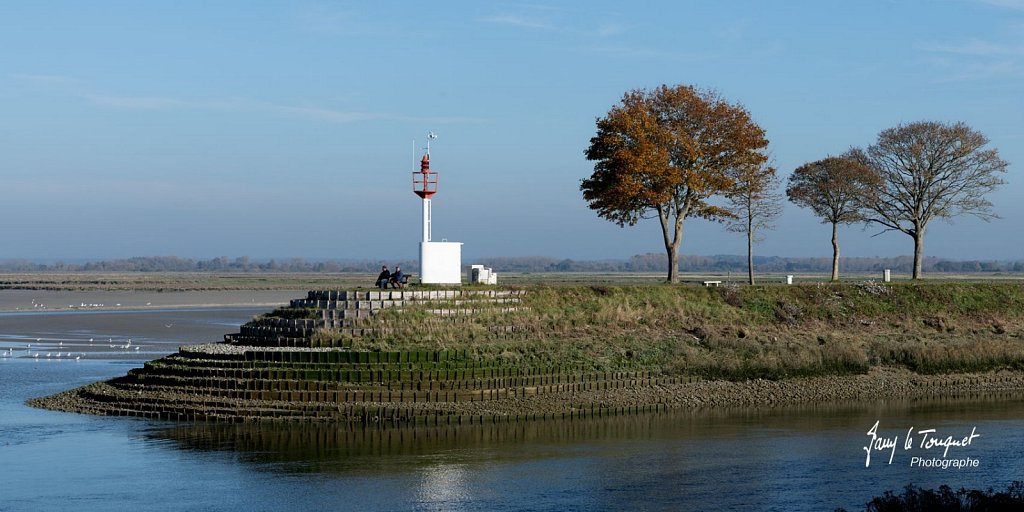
0, 289, 302, 312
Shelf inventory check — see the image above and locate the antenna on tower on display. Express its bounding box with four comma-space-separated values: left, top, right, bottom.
426, 131, 438, 156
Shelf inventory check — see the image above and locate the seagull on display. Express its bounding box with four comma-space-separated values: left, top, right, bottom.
75, 355, 81, 361
164, 324, 173, 328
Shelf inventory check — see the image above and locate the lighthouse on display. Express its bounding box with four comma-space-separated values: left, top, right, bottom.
412, 133, 462, 284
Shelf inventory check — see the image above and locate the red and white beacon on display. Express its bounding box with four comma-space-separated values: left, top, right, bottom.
412, 132, 462, 284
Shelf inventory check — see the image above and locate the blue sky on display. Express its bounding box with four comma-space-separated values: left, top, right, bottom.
1, 0, 1021, 262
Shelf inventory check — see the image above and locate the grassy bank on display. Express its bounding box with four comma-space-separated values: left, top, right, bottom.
321, 282, 1024, 381
31, 281, 1024, 423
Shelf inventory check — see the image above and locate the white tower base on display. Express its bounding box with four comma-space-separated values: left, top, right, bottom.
420, 241, 463, 285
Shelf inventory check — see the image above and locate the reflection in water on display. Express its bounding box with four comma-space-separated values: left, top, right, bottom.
417, 463, 471, 510
150, 392, 1024, 470
152, 416, 671, 472
141, 393, 1024, 510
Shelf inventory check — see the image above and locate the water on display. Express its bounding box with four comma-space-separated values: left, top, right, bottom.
2, 308, 1023, 511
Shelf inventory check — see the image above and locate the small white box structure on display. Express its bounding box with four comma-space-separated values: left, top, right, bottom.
883, 269, 891, 283
420, 241, 463, 285
786, 275, 794, 285
470, 264, 498, 285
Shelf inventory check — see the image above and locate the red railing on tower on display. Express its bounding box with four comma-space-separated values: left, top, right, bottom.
413, 153, 438, 199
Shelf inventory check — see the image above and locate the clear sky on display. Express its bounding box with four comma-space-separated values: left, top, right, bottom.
1, 0, 1021, 262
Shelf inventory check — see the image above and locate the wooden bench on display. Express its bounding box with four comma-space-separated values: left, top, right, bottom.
702, 280, 722, 287
390, 274, 413, 288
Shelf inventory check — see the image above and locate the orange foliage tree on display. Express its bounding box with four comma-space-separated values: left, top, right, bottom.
582, 84, 770, 283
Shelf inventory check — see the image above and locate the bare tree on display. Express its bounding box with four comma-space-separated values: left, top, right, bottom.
787, 154, 881, 281
727, 162, 782, 285
582, 84, 769, 283
853, 121, 1008, 279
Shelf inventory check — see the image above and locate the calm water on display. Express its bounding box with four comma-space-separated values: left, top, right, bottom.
2, 307, 1023, 512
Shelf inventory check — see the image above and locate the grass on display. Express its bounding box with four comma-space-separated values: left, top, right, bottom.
254, 281, 1024, 381
259, 307, 319, 320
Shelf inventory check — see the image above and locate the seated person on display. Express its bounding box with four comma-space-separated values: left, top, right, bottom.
389, 265, 405, 288
375, 266, 390, 289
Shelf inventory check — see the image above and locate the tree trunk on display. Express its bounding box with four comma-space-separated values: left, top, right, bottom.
667, 244, 679, 283
831, 221, 840, 281
657, 205, 684, 283
912, 230, 925, 280
747, 225, 754, 285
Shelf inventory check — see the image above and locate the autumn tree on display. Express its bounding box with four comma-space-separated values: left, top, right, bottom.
582, 84, 769, 283
852, 121, 1008, 279
727, 162, 782, 285
786, 154, 880, 281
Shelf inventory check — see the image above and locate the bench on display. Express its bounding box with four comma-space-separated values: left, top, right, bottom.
702, 280, 722, 287
389, 274, 413, 288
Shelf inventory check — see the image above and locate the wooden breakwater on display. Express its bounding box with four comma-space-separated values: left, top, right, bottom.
35, 289, 681, 425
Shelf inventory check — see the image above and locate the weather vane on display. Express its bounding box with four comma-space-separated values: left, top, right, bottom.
426, 131, 438, 155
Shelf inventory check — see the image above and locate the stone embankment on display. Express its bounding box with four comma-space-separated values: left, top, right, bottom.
30, 289, 1024, 425
225, 289, 522, 347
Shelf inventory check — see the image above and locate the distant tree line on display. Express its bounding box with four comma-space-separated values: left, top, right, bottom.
2, 254, 1020, 274
0, 256, 414, 274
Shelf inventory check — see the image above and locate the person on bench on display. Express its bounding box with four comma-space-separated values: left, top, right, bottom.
389, 265, 405, 288
375, 265, 391, 289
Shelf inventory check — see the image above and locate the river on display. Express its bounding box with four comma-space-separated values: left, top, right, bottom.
1, 305, 1021, 511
